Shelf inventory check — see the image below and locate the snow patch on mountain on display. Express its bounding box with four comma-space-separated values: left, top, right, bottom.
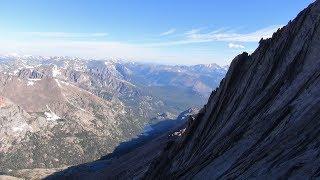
13, 69, 20, 75
45, 105, 60, 121
44, 111, 60, 121
60, 80, 70, 86
27, 79, 41, 86
55, 79, 61, 87
12, 124, 29, 132
27, 81, 35, 86
24, 65, 34, 69
52, 65, 61, 77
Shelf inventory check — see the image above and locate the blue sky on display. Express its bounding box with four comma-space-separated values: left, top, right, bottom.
0, 0, 314, 65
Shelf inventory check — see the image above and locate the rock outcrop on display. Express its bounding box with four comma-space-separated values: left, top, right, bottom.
144, 1, 320, 179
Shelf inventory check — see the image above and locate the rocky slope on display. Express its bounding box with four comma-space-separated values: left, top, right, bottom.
45, 1, 320, 179
0, 56, 226, 173
144, 1, 320, 179
0, 75, 139, 171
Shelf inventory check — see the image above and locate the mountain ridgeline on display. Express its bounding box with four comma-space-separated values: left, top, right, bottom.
145, 1, 320, 179
0, 56, 226, 173
46, 1, 320, 179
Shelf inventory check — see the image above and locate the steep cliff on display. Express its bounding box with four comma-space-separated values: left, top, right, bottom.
145, 1, 320, 179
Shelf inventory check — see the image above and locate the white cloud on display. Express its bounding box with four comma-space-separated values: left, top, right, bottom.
228, 43, 245, 49
143, 25, 283, 47
184, 28, 202, 35
185, 25, 283, 43
160, 28, 176, 36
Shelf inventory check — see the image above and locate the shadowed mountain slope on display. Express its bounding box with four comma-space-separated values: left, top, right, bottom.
144, 1, 320, 179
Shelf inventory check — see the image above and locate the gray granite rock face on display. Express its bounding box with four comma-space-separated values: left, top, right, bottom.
144, 1, 320, 179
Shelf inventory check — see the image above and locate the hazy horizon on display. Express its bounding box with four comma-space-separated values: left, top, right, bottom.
0, 0, 313, 65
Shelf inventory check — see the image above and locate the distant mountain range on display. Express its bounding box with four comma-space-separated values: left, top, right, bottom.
0, 55, 227, 172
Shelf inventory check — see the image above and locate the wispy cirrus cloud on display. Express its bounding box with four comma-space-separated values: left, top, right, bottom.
146, 25, 283, 47
0, 25, 283, 65
228, 43, 245, 49
160, 28, 176, 36
184, 28, 203, 35
185, 25, 283, 43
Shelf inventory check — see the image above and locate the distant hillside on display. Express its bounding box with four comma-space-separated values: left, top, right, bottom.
0, 56, 226, 172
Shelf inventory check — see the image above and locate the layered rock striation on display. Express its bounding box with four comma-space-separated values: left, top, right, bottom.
145, 1, 320, 179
